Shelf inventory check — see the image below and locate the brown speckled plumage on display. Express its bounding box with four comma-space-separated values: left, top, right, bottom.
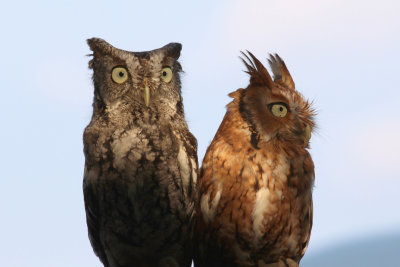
194, 52, 315, 267
83, 38, 198, 267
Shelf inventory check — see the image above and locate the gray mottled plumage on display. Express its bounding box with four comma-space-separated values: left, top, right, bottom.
83, 38, 198, 267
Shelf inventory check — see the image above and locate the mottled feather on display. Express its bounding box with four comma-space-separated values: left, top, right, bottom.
83, 38, 198, 267
194, 52, 315, 267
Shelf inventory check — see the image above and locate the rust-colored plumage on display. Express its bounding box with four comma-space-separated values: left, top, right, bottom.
194, 52, 315, 266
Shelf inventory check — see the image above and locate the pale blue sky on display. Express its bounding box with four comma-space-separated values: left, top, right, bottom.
1, 0, 399, 266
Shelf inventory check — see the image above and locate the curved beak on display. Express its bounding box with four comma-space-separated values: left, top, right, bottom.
143, 78, 150, 107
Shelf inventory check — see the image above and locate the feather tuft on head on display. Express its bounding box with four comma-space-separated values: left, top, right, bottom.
268, 53, 295, 90
240, 51, 274, 87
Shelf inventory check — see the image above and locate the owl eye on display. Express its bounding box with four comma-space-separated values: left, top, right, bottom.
270, 103, 288, 118
111, 67, 129, 84
161, 67, 173, 83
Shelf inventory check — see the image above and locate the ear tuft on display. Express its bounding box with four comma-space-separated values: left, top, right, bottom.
162, 42, 182, 59
87, 38, 114, 55
268, 53, 295, 90
240, 51, 274, 87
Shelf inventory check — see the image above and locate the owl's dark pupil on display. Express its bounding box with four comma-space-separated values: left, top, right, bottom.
163, 71, 167, 76
119, 72, 124, 77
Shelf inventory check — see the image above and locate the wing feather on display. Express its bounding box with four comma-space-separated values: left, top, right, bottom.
83, 169, 109, 267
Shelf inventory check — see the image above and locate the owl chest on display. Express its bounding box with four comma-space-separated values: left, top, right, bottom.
85, 121, 177, 175
84, 121, 182, 202
110, 127, 172, 172
209, 153, 311, 257
84, 123, 190, 239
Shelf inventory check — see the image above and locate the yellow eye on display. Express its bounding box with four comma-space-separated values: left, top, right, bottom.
270, 103, 288, 118
161, 67, 173, 83
111, 67, 128, 84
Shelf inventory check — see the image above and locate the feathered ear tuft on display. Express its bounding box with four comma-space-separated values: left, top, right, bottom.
240, 51, 274, 87
161, 42, 182, 59
268, 53, 295, 90
87, 38, 114, 55
86, 38, 126, 68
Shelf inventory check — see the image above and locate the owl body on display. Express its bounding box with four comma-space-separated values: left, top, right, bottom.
194, 53, 315, 267
83, 38, 197, 267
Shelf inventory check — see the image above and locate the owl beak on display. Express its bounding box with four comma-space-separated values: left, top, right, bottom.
304, 125, 311, 147
143, 78, 150, 107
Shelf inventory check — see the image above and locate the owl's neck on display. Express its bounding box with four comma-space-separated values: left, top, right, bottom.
97, 98, 187, 129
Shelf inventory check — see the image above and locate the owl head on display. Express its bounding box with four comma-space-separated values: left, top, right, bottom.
87, 38, 183, 115
235, 52, 315, 148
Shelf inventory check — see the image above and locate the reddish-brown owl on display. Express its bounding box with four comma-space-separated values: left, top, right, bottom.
194, 52, 315, 267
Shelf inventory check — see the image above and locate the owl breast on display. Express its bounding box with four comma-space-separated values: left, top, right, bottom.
195, 51, 315, 267
83, 109, 196, 265
198, 134, 313, 265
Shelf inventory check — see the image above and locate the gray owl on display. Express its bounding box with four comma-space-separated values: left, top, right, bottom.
83, 38, 198, 267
